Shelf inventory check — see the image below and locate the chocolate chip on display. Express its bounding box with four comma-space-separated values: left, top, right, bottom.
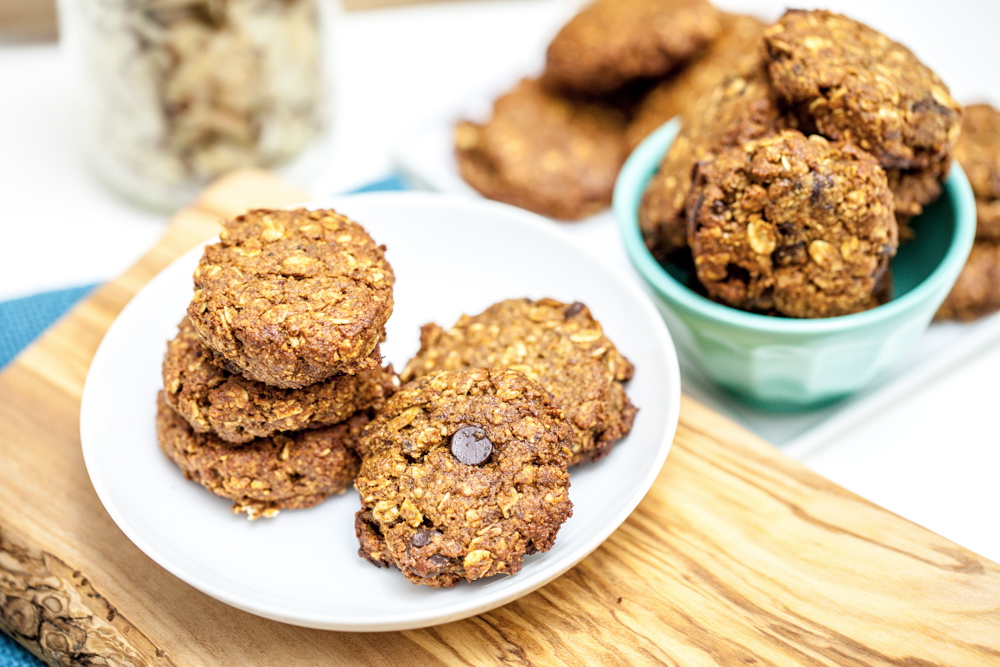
772, 241, 807, 266
725, 263, 751, 284
564, 302, 585, 318
410, 529, 439, 548
810, 173, 835, 210
449, 426, 493, 466
422, 554, 451, 577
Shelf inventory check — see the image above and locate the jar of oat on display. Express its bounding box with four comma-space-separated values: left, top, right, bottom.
58, 0, 330, 209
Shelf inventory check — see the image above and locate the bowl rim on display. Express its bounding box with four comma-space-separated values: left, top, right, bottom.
613, 118, 978, 335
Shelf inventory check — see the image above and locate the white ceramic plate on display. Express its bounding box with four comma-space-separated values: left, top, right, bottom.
80, 191, 681, 632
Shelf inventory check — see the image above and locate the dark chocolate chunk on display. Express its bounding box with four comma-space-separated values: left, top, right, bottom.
449, 425, 493, 466
564, 302, 585, 318
410, 529, 439, 548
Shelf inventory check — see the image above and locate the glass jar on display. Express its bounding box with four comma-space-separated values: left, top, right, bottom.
58, 0, 331, 210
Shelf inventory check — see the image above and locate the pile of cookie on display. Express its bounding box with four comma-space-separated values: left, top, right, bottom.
640, 9, 962, 318
355, 295, 636, 587
455, 1, 1000, 322
157, 208, 398, 519
156, 207, 638, 587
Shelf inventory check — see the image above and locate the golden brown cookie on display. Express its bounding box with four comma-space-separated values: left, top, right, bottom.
187, 208, 394, 388
401, 298, 636, 465
935, 241, 1000, 322
162, 317, 398, 444
354, 367, 573, 588
542, 0, 721, 95
156, 392, 366, 519
887, 165, 946, 230
764, 10, 961, 171
954, 103, 1000, 239
454, 78, 630, 221
639, 65, 792, 260
627, 13, 766, 149
688, 130, 897, 318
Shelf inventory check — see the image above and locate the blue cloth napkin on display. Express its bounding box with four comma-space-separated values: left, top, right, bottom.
0, 284, 99, 371
0, 174, 410, 664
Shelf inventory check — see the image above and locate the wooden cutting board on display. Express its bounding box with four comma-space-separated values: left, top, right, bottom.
2, 169, 998, 667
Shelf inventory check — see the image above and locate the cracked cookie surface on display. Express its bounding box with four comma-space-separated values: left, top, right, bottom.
354, 367, 573, 588
764, 10, 961, 171
187, 208, 394, 388
162, 317, 398, 443
454, 78, 630, 221
401, 298, 636, 464
688, 130, 897, 318
542, 0, 721, 95
156, 391, 366, 519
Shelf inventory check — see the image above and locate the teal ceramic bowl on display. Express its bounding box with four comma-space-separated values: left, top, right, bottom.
613, 119, 977, 410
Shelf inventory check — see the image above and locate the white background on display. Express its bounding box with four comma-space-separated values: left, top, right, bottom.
1, 0, 998, 561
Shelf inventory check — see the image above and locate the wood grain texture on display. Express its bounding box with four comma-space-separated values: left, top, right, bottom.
1, 168, 999, 666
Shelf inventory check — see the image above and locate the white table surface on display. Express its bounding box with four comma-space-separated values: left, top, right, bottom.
1, 0, 998, 562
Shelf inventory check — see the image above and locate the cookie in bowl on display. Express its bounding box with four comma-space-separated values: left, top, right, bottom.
687, 130, 897, 318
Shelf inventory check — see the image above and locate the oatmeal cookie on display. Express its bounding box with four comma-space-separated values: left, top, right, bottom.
454, 78, 630, 220
764, 10, 961, 171
627, 13, 766, 149
954, 103, 1000, 239
688, 130, 897, 318
354, 367, 573, 588
542, 0, 721, 95
936, 241, 1000, 322
187, 208, 394, 388
156, 392, 366, 519
401, 298, 636, 464
887, 166, 947, 232
162, 317, 398, 444
639, 65, 791, 259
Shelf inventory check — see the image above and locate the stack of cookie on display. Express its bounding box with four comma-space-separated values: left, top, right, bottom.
352, 297, 637, 587
156, 207, 398, 519
639, 9, 962, 318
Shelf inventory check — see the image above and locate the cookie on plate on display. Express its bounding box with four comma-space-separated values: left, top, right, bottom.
688, 130, 897, 318
935, 240, 1000, 322
354, 367, 573, 588
156, 392, 367, 519
187, 208, 394, 388
639, 65, 792, 260
542, 0, 721, 95
401, 298, 636, 464
954, 103, 1000, 240
162, 317, 398, 444
454, 78, 630, 221
763, 10, 961, 172
627, 12, 766, 149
